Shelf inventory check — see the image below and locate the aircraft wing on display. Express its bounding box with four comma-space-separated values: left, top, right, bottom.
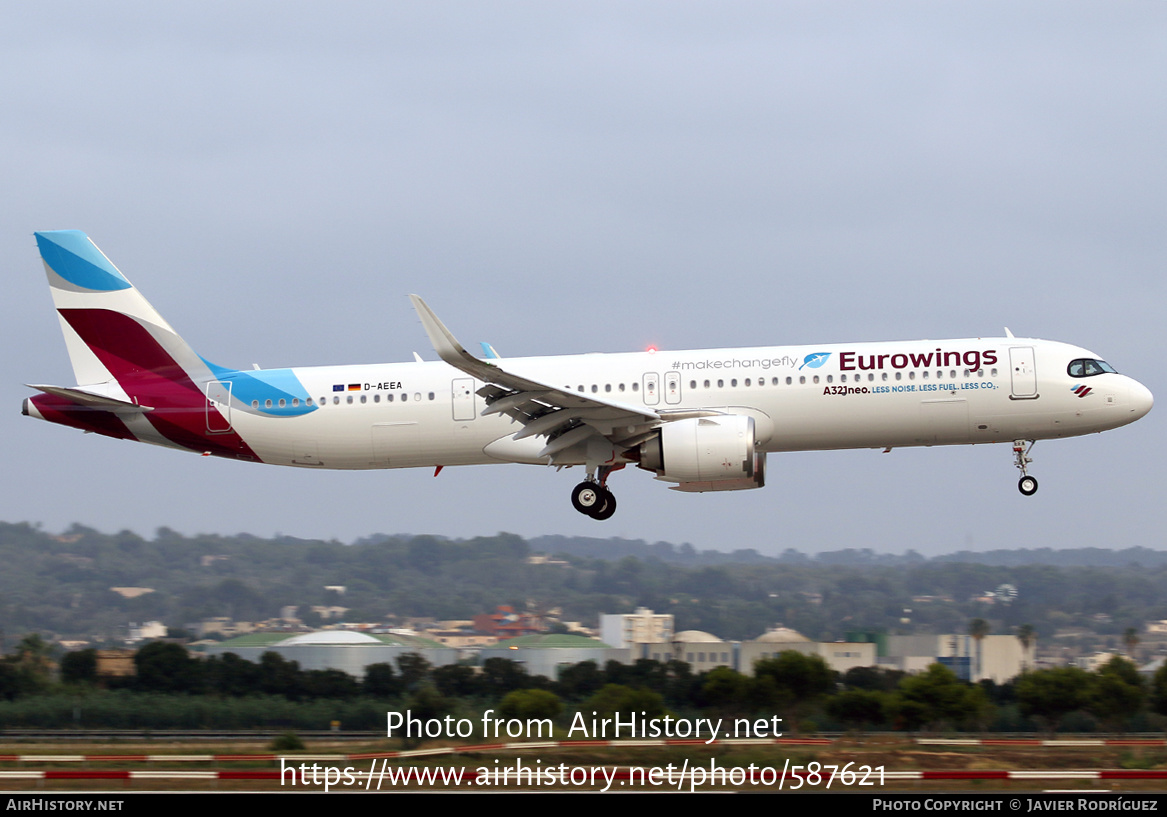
410, 295, 662, 460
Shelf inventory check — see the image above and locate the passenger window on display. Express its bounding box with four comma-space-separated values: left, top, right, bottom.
359, 395, 366, 404
265, 399, 272, 408
346, 395, 353, 404
252, 400, 259, 409
279, 398, 287, 407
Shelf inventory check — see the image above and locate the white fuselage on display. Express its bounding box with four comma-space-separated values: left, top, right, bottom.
219, 337, 1151, 470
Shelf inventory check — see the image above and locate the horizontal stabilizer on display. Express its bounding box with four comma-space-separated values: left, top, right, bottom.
25, 384, 152, 412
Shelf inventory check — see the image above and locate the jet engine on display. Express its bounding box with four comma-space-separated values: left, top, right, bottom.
635, 415, 766, 492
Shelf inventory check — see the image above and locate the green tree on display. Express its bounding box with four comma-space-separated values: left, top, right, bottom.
700, 667, 752, 715
481, 658, 534, 696
1015, 625, 1035, 672
1150, 661, 1167, 716
585, 684, 668, 722
60, 649, 98, 686
258, 652, 305, 699
499, 689, 562, 721
1015, 667, 1092, 734
363, 663, 403, 698
892, 663, 989, 731
1088, 656, 1145, 732
134, 642, 203, 694
969, 618, 990, 681
556, 660, 604, 700
204, 652, 259, 696
751, 651, 835, 725
826, 689, 889, 732
432, 664, 481, 698
396, 653, 432, 690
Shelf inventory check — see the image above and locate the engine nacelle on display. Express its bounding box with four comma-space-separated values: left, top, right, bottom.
637, 415, 765, 491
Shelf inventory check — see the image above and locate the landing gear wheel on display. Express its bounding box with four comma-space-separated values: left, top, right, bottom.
1012, 440, 1037, 497
571, 482, 603, 515
591, 489, 617, 520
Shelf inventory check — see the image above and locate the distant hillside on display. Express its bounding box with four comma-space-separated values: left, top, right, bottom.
4, 521, 1167, 646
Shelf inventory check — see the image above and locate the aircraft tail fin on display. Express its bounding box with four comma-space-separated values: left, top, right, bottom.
35, 230, 211, 389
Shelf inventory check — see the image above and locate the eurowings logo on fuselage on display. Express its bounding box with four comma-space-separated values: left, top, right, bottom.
799, 353, 831, 370
1072, 385, 1093, 398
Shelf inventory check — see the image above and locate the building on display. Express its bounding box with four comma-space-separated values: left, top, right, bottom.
600, 608, 674, 648
480, 634, 628, 680
881, 634, 1033, 683
641, 630, 732, 672
739, 627, 877, 675
204, 629, 457, 677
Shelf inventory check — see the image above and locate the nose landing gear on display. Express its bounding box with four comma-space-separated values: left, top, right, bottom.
1013, 440, 1038, 496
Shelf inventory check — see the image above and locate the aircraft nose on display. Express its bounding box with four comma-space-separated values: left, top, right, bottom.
1129, 379, 1154, 420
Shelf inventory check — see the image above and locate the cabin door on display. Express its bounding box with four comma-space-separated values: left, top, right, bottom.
205, 381, 232, 433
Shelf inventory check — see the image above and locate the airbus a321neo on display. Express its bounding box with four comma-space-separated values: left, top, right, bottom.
23, 231, 1153, 519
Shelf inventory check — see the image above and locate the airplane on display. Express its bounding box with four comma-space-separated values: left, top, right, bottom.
23, 230, 1153, 520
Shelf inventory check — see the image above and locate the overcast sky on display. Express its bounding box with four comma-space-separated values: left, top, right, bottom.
1, 2, 1163, 555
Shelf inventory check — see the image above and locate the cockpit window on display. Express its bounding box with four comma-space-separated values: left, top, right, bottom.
1068, 358, 1117, 377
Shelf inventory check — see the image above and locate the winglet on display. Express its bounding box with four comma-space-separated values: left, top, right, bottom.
409, 294, 502, 386
409, 295, 479, 367
480, 341, 501, 360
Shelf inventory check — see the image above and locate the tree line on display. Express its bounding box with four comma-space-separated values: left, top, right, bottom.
4, 636, 1167, 734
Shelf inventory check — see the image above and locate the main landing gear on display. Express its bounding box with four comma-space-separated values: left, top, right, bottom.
571, 464, 620, 520
1013, 440, 1038, 496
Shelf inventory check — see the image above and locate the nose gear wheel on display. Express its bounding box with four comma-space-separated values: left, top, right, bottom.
1012, 440, 1038, 496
